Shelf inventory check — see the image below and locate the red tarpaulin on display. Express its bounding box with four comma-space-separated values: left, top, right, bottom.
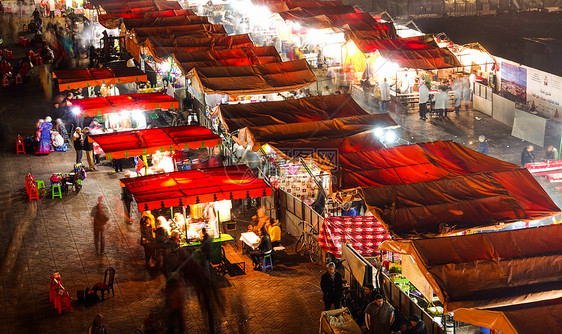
144, 34, 255, 61
90, 126, 220, 159
120, 165, 273, 211
266, 132, 386, 164
130, 24, 226, 41
344, 140, 561, 237
53, 67, 147, 91
380, 48, 462, 70
188, 59, 317, 95
318, 216, 392, 258
213, 94, 371, 132
347, 34, 436, 54
380, 224, 562, 313
174, 46, 282, 74
123, 15, 208, 29
265, 0, 344, 13
69, 93, 178, 117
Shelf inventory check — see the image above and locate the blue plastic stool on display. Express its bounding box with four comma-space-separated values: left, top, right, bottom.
52, 184, 62, 199
261, 253, 273, 272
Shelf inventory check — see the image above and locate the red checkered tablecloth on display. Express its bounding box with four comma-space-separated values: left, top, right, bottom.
318, 216, 391, 258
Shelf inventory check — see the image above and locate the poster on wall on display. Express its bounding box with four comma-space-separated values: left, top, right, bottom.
527, 67, 562, 117
500, 61, 527, 102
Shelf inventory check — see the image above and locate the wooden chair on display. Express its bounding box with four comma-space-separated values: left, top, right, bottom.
97, 267, 115, 301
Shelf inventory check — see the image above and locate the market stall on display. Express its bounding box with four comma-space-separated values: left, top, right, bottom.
89, 125, 220, 160
53, 67, 147, 91
187, 59, 316, 106
334, 140, 561, 237
68, 93, 179, 131
379, 224, 562, 313
120, 165, 273, 262
453, 298, 562, 334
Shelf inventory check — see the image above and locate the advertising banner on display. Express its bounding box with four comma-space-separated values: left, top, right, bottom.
527, 67, 562, 117
500, 61, 527, 102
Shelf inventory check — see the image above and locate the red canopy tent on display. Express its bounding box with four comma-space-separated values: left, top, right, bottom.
89, 126, 220, 159
173, 46, 282, 75
120, 165, 273, 211
380, 224, 562, 313
213, 94, 371, 132
123, 15, 208, 29
53, 68, 147, 91
265, 0, 344, 13
69, 93, 179, 117
334, 140, 561, 237
187, 59, 317, 95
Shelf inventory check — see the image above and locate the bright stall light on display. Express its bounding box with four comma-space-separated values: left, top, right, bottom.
72, 107, 81, 115
374, 128, 384, 138
132, 109, 147, 129
384, 131, 397, 143
160, 61, 171, 74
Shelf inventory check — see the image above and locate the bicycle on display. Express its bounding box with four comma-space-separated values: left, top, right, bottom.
295, 220, 322, 264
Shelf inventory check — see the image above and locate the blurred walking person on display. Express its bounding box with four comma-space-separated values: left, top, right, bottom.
91, 196, 109, 256
88, 314, 108, 334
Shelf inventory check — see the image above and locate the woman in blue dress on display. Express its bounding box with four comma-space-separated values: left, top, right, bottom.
37, 116, 53, 155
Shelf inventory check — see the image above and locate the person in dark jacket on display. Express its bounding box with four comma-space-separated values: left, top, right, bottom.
320, 262, 343, 310
200, 227, 213, 276
521, 145, 535, 167
250, 226, 272, 269
139, 216, 154, 267
477, 135, 489, 155
404, 315, 427, 334
82, 127, 95, 171
73, 127, 83, 163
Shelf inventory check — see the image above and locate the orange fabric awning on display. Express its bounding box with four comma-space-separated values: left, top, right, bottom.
187, 59, 317, 95
90, 126, 220, 159
69, 93, 178, 117
453, 298, 562, 334
53, 67, 147, 91
380, 225, 562, 313
120, 165, 273, 211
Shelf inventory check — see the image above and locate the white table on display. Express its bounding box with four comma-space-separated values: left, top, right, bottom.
240, 232, 260, 250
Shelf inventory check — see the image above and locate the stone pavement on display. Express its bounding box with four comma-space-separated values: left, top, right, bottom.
0, 138, 326, 334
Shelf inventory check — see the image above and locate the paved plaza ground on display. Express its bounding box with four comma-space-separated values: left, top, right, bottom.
0, 28, 560, 334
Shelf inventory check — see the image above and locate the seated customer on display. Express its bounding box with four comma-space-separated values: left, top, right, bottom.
247, 206, 269, 234
250, 226, 272, 270
266, 219, 281, 247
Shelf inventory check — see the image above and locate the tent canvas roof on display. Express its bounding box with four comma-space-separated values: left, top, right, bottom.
453, 298, 562, 334
90, 126, 220, 159
213, 94, 370, 132
187, 59, 316, 95
236, 113, 397, 151
53, 67, 147, 90
120, 165, 273, 211
380, 224, 562, 313
336, 140, 560, 237
70, 93, 178, 117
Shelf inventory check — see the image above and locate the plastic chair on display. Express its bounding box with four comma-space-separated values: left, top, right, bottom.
16, 141, 25, 154
35, 180, 45, 189
2, 77, 9, 87
261, 253, 273, 272
15, 74, 22, 85
95, 267, 115, 301
51, 184, 62, 199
